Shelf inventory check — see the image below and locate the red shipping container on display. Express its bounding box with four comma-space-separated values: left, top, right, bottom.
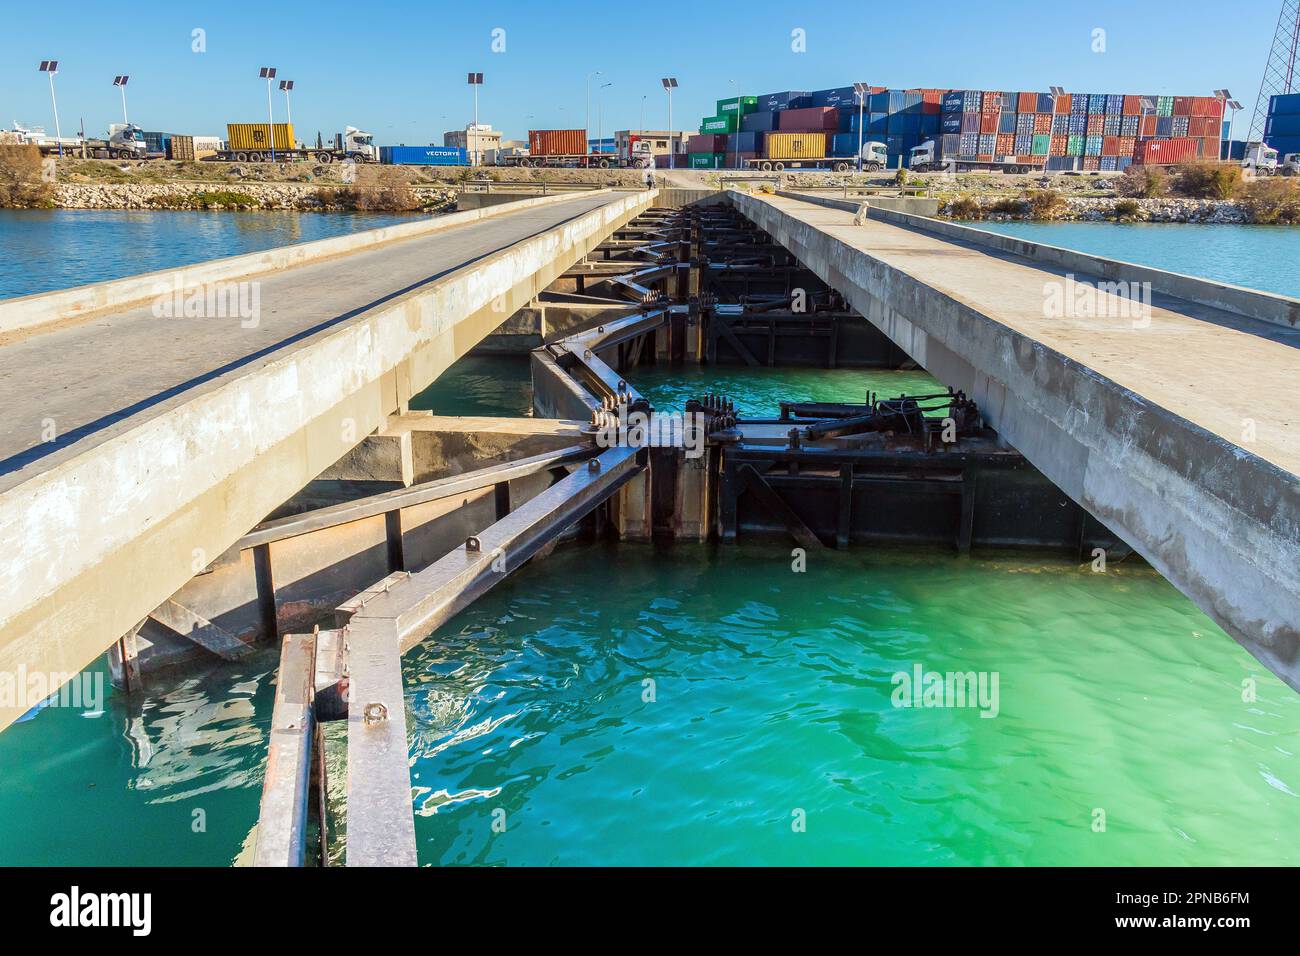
1087, 115, 1104, 135
982, 91, 1003, 111
1050, 135, 1067, 155
1054, 93, 1072, 114
778, 107, 839, 131
686, 133, 728, 153
1120, 136, 1137, 156
1173, 96, 1193, 116
1083, 155, 1101, 170
1018, 91, 1038, 113
1135, 137, 1199, 165
976, 154, 994, 163
997, 133, 1015, 154
1123, 95, 1141, 114
1141, 114, 1158, 137
981, 112, 1000, 134
1191, 96, 1223, 118
529, 128, 587, 156
1102, 136, 1122, 156
1034, 113, 1053, 133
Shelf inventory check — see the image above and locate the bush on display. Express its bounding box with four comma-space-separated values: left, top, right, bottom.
145, 190, 258, 210
946, 194, 982, 219
1114, 165, 1169, 198
1238, 178, 1300, 224
988, 196, 1025, 216
1112, 198, 1141, 220
894, 167, 908, 185
0, 145, 55, 207
1023, 188, 1066, 220
1173, 160, 1242, 199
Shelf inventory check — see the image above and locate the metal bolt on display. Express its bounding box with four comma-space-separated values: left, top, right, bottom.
362, 702, 388, 725
588, 458, 601, 473
465, 536, 481, 553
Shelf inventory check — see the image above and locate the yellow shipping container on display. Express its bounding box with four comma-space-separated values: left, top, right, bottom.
763, 131, 829, 160
225, 123, 295, 152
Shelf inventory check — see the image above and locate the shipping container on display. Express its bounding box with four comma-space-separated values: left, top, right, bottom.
777, 107, 840, 131
941, 114, 963, 133
1135, 137, 1199, 165
1105, 94, 1124, 114
1049, 135, 1067, 156
981, 91, 1003, 112
1088, 94, 1107, 114
728, 131, 764, 153
169, 135, 218, 162
996, 133, 1015, 155
227, 123, 295, 152
1266, 114, 1300, 138
941, 92, 967, 113
723, 152, 758, 167
1032, 134, 1051, 155
981, 113, 999, 134
811, 87, 858, 109
756, 91, 810, 111
687, 152, 724, 169
379, 145, 466, 165
1173, 96, 1193, 116
1270, 93, 1300, 116
1267, 135, 1300, 157
961, 112, 980, 133
1123, 95, 1141, 115
717, 96, 759, 116
763, 131, 830, 159
528, 129, 587, 156
699, 114, 738, 134
1054, 93, 1072, 114
686, 133, 729, 154
1103, 114, 1121, 136
741, 111, 779, 133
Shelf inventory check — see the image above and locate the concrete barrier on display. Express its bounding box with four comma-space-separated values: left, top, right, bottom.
778, 190, 1300, 330
0, 188, 623, 338
0, 188, 656, 731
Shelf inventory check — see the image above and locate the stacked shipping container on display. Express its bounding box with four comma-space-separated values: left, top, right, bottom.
1265, 92, 1300, 159
693, 84, 1225, 169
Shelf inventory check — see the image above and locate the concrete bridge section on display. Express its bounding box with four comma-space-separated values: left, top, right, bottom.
0, 188, 655, 731
730, 190, 1300, 690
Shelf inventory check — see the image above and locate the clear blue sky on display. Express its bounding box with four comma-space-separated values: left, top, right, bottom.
1, 0, 1284, 144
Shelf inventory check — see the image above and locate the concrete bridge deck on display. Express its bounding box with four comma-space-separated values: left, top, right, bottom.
0, 189, 654, 730
730, 191, 1299, 689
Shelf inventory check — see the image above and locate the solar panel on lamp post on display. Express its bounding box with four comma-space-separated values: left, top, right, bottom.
259, 67, 277, 161
113, 75, 129, 126
280, 79, 294, 128
39, 61, 63, 157
662, 77, 678, 169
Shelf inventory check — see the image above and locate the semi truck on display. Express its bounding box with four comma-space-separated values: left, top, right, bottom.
909, 139, 1044, 174
745, 140, 889, 172
1242, 142, 1300, 176
214, 124, 378, 163
9, 122, 147, 159
504, 129, 653, 168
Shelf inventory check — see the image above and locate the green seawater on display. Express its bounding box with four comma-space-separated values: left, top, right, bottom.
2, 225, 1297, 864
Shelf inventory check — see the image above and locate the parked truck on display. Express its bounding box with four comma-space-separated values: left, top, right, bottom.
503, 129, 653, 168
9, 122, 147, 159
214, 123, 378, 163
909, 139, 1044, 174
745, 140, 888, 172
1241, 142, 1300, 176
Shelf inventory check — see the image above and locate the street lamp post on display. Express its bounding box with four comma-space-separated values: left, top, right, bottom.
39, 61, 62, 157
1216, 89, 1242, 161
113, 75, 129, 125
597, 81, 612, 153
279, 79, 294, 128
586, 69, 602, 156
853, 81, 869, 172
661, 77, 678, 169
468, 72, 483, 166
1048, 86, 1066, 174
259, 67, 277, 161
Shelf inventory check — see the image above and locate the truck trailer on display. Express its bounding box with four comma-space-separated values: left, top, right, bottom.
504, 129, 653, 168
214, 124, 378, 163
10, 122, 147, 159
909, 139, 1044, 174
745, 140, 888, 172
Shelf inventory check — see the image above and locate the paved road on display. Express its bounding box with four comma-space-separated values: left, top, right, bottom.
0, 193, 620, 494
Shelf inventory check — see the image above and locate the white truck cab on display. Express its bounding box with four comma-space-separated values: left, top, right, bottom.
1242, 142, 1279, 175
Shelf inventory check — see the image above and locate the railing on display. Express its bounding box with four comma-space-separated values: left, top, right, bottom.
455, 178, 609, 195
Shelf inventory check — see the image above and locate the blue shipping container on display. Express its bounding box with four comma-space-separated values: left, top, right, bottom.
729, 131, 763, 153
941, 92, 966, 113
757, 90, 810, 111
1269, 93, 1300, 116
831, 132, 859, 156
741, 111, 779, 133
941, 114, 963, 133
1266, 114, 1300, 138
1266, 135, 1300, 157
812, 86, 857, 109
380, 145, 466, 165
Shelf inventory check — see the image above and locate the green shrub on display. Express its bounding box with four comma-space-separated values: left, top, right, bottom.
1174, 160, 1242, 199
947, 194, 982, 219
0, 145, 55, 207
1238, 178, 1300, 224
1023, 188, 1066, 220
1114, 165, 1169, 198
989, 196, 1026, 216
1112, 198, 1141, 220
